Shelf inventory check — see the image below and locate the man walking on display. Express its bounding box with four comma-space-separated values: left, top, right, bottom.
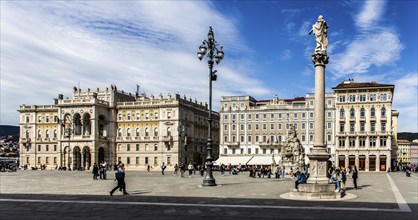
161, 162, 166, 175
110, 163, 128, 196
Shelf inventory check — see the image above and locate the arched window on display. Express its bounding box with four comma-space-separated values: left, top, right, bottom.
136, 128, 140, 137
340, 108, 345, 118
54, 130, 57, 138
154, 127, 158, 136
360, 108, 365, 117
118, 128, 122, 137
38, 130, 42, 138
45, 130, 49, 138
73, 114, 82, 135
350, 108, 355, 117
127, 128, 131, 137
371, 107, 376, 117
145, 128, 149, 137
381, 107, 386, 117
167, 127, 171, 136
26, 130, 30, 139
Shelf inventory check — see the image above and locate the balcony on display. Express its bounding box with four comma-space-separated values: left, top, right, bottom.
380, 116, 387, 121
134, 136, 142, 140
225, 142, 240, 147
162, 136, 172, 142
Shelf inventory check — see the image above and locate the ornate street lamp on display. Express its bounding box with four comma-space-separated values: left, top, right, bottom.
197, 26, 224, 186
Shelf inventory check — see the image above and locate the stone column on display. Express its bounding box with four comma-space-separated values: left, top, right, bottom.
307, 53, 330, 184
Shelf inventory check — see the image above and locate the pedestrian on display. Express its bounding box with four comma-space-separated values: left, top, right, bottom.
188, 162, 194, 178
147, 164, 150, 172
110, 163, 128, 196
101, 161, 107, 179
220, 164, 225, 175
174, 163, 179, 176
352, 166, 358, 189
341, 167, 347, 190
92, 163, 99, 180
161, 162, 166, 175
179, 162, 185, 178
330, 168, 341, 192
199, 164, 204, 177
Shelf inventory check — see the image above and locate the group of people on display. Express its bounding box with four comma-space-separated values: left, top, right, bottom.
327, 165, 358, 192
91, 161, 108, 180
172, 162, 205, 178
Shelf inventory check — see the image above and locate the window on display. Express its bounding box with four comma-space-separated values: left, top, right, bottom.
232, 149, 236, 154
310, 100, 314, 106
232, 114, 236, 120
224, 124, 228, 131
38, 130, 42, 139
340, 123, 344, 132
270, 114, 274, 119
232, 135, 236, 142
38, 116, 42, 123
224, 148, 228, 154
145, 113, 150, 119
370, 137, 376, 147
327, 112, 331, 118
248, 148, 252, 154
46, 145, 49, 151
360, 108, 365, 117
350, 108, 355, 117
118, 114, 122, 120
54, 157, 57, 164
240, 124, 244, 131
248, 136, 252, 142
309, 135, 313, 142
359, 94, 366, 102
302, 113, 306, 118
360, 122, 365, 132
145, 128, 149, 136
127, 128, 131, 137
154, 144, 158, 151
46, 157, 49, 164
155, 112, 158, 119
278, 113, 282, 119
286, 123, 290, 130
240, 135, 244, 142
255, 124, 259, 130
310, 112, 314, 118
349, 95, 356, 102
263, 149, 266, 154
127, 144, 130, 151
380, 137, 387, 147
154, 127, 158, 136
262, 136, 267, 142
371, 122, 376, 132
270, 124, 274, 129
240, 114, 244, 120
136, 144, 139, 151
286, 113, 290, 120
167, 112, 171, 119
263, 114, 267, 120
302, 135, 306, 142
46, 116, 50, 123
339, 95, 346, 102
327, 135, 331, 142
309, 123, 314, 130
145, 144, 148, 151
328, 99, 332, 106
38, 145, 41, 152
255, 148, 259, 154
224, 136, 228, 142
38, 157, 41, 164
248, 124, 252, 130
339, 139, 345, 147
167, 127, 171, 136
136, 128, 140, 137
118, 128, 122, 137
255, 136, 259, 142
294, 113, 298, 119
327, 122, 331, 129
241, 148, 244, 154
54, 145, 57, 151
127, 157, 130, 165
145, 157, 149, 164
262, 124, 267, 130
154, 157, 158, 165
340, 109, 345, 118
232, 124, 236, 131
371, 107, 375, 117
136, 157, 139, 165
45, 130, 49, 138
349, 138, 355, 147
248, 114, 252, 120
167, 157, 171, 165
255, 114, 259, 120
54, 130, 57, 138
381, 123, 386, 132
359, 137, 366, 147
136, 113, 140, 120
350, 123, 354, 132
381, 107, 386, 117
127, 113, 131, 120
302, 123, 306, 129
370, 94, 376, 101
380, 93, 387, 101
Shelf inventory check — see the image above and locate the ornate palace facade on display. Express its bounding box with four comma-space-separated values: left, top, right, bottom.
18, 85, 219, 171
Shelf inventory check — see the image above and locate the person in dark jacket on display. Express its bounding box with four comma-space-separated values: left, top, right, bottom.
352, 166, 358, 189
110, 163, 128, 196
92, 163, 99, 180
294, 171, 307, 191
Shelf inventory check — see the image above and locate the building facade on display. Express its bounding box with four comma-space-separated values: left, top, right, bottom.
18, 85, 219, 171
333, 80, 398, 171
410, 140, 418, 167
217, 93, 336, 166
397, 140, 411, 167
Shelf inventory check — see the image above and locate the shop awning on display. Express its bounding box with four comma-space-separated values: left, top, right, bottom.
214, 156, 253, 166
247, 155, 280, 165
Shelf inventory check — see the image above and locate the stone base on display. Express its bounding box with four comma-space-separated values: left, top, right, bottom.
290, 183, 344, 200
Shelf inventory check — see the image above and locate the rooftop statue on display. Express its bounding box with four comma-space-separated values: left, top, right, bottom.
309, 15, 328, 55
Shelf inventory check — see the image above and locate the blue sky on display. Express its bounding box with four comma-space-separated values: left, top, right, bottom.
1, 0, 417, 132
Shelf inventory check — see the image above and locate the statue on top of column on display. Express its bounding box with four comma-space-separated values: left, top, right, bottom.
309, 15, 328, 55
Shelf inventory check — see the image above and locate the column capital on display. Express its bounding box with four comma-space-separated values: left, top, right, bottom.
311, 53, 329, 66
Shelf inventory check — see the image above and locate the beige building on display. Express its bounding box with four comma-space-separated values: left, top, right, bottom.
18, 85, 219, 171
397, 139, 411, 166
216, 93, 336, 166
333, 79, 398, 172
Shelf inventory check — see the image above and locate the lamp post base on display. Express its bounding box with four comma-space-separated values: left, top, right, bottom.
202, 178, 217, 187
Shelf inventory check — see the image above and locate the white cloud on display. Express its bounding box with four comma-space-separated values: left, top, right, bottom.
355, 0, 386, 30
393, 73, 418, 132
280, 49, 293, 60
329, 30, 403, 78
0, 1, 267, 125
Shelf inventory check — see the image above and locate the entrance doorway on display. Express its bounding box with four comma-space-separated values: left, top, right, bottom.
73, 146, 81, 170
98, 147, 105, 164
380, 156, 387, 171
369, 156, 376, 171
359, 156, 366, 171
338, 155, 345, 168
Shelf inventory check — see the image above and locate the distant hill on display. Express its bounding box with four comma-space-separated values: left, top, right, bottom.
397, 132, 418, 142
0, 125, 19, 136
